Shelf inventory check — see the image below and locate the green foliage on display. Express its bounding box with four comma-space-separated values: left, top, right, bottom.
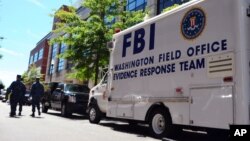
162, 4, 180, 13
22, 64, 44, 89
51, 0, 146, 84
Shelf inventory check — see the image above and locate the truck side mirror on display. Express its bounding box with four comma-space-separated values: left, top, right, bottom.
107, 41, 113, 50
247, 5, 250, 17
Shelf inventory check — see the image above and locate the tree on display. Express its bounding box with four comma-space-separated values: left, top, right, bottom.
0, 79, 4, 90
162, 4, 180, 13
162, 0, 191, 13
52, 0, 145, 85
22, 64, 44, 89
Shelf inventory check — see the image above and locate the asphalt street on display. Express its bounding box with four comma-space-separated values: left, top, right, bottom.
0, 102, 229, 141
0, 102, 158, 141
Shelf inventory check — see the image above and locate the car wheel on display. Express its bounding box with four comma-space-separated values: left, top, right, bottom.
149, 108, 172, 139
61, 103, 71, 117
42, 103, 48, 113
88, 105, 101, 124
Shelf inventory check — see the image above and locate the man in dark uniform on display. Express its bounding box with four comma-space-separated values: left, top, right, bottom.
30, 77, 44, 117
17, 78, 25, 116
6, 75, 26, 117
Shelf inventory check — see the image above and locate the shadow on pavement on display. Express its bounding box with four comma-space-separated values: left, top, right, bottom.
99, 122, 229, 141
8, 116, 21, 119
99, 122, 150, 138
169, 130, 229, 141
45, 112, 88, 120
31, 116, 45, 119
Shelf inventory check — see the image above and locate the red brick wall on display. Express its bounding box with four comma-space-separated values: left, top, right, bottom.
28, 39, 50, 80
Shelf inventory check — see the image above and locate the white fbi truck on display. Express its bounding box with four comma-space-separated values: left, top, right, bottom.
88, 0, 250, 138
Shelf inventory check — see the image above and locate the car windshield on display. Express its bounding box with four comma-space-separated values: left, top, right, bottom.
65, 84, 89, 93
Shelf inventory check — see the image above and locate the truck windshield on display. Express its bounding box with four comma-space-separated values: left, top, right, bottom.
65, 84, 90, 93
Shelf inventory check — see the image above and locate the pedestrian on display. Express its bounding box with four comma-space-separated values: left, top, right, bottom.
6, 75, 26, 117
17, 78, 25, 116
30, 77, 44, 117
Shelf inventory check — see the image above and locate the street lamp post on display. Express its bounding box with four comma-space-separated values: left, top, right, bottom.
50, 59, 54, 83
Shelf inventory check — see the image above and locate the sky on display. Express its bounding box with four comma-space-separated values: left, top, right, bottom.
0, 0, 78, 87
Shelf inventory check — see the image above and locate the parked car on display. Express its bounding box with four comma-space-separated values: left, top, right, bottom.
0, 89, 6, 100
42, 83, 90, 117
23, 90, 31, 105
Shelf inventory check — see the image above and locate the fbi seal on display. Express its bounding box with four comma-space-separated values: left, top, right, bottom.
181, 8, 206, 40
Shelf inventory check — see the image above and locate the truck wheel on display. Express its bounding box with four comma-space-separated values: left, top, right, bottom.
88, 105, 101, 124
42, 103, 48, 113
61, 103, 71, 117
149, 108, 171, 139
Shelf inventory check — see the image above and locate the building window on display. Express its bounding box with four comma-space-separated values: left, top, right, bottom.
57, 43, 66, 72
66, 60, 73, 70
29, 55, 33, 65
60, 43, 67, 53
105, 16, 116, 28
104, 4, 117, 28
34, 52, 38, 62
126, 0, 147, 11
38, 48, 44, 60
157, 0, 188, 14
49, 64, 54, 75
57, 59, 65, 71
49, 43, 58, 74
51, 43, 58, 59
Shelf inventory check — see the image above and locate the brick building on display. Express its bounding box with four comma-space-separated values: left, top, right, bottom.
28, 32, 51, 80
35, 0, 190, 86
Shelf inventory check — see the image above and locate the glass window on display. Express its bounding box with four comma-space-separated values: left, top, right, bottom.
34, 52, 38, 62
157, 0, 188, 14
38, 48, 44, 60
57, 43, 67, 72
66, 60, 73, 70
57, 58, 64, 71
126, 0, 147, 11
29, 55, 33, 65
58, 83, 64, 91
49, 64, 54, 75
104, 16, 116, 28
60, 43, 67, 54
51, 43, 58, 59
49, 43, 58, 74
65, 84, 90, 93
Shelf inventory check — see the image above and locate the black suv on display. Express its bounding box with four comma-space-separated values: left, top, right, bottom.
42, 83, 90, 117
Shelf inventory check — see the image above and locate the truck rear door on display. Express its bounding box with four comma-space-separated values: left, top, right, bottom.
189, 85, 233, 129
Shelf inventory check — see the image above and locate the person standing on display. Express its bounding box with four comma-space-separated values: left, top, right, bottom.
30, 77, 44, 117
6, 75, 26, 117
17, 78, 25, 116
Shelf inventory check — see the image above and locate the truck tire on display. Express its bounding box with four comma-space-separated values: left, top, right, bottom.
42, 103, 48, 113
149, 108, 172, 139
61, 103, 71, 117
88, 105, 101, 124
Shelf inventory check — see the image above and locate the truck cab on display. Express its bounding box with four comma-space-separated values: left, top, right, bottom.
88, 72, 108, 123
42, 83, 90, 117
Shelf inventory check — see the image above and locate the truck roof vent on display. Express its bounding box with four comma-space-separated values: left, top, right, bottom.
207, 53, 234, 78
